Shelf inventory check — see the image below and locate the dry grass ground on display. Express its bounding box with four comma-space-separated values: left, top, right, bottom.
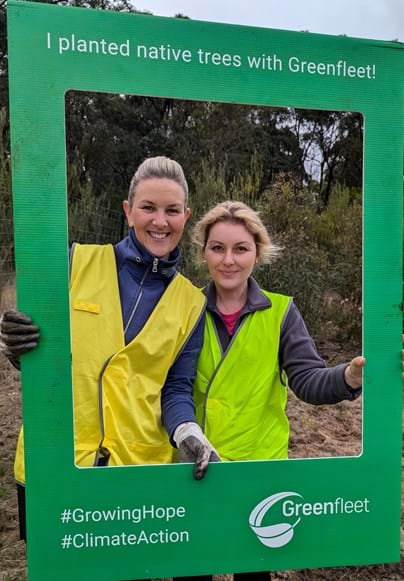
0, 283, 402, 580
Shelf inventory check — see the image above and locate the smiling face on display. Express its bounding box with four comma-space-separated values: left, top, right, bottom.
204, 221, 257, 294
123, 177, 190, 258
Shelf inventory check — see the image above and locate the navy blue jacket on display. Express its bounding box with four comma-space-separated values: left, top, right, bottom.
114, 230, 204, 437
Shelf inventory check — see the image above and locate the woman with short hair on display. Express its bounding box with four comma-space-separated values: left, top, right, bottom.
1, 157, 217, 554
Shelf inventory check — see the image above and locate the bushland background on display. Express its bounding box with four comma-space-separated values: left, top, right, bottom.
0, 1, 402, 580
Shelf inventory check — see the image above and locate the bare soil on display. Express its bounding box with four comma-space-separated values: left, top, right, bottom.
0, 312, 402, 580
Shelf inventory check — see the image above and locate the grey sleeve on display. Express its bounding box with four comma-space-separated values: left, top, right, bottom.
279, 302, 362, 404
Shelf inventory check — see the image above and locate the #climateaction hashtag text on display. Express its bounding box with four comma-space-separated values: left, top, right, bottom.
62, 529, 189, 549
45, 33, 377, 80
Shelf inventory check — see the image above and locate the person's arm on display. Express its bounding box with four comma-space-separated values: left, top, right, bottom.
161, 312, 205, 436
280, 301, 362, 404
161, 312, 220, 479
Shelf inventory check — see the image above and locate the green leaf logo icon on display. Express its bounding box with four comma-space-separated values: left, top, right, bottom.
249, 492, 303, 548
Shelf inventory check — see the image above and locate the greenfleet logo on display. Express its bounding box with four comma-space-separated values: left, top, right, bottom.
249, 492, 371, 549
249, 492, 302, 548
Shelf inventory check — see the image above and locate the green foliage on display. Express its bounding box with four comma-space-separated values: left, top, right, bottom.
65, 93, 360, 210
293, 109, 363, 204
255, 175, 329, 333
68, 176, 124, 244
189, 153, 263, 216
252, 176, 362, 340
311, 185, 362, 340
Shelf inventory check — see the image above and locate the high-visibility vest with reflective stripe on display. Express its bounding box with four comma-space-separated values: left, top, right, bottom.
14, 244, 205, 483
194, 291, 291, 462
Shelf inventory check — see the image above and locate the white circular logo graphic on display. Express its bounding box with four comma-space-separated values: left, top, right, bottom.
249, 492, 303, 548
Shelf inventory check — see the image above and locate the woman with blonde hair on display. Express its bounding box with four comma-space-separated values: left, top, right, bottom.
177, 200, 363, 581
0, 157, 218, 561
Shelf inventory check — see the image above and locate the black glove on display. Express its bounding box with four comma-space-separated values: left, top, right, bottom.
173, 422, 220, 480
0, 310, 40, 370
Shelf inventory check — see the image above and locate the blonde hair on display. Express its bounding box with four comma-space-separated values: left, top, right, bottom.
193, 200, 280, 264
128, 156, 189, 207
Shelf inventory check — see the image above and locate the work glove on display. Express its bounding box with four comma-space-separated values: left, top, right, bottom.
0, 310, 40, 370
173, 422, 220, 481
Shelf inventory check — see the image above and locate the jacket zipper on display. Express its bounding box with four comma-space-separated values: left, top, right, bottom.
123, 264, 151, 336
201, 316, 247, 432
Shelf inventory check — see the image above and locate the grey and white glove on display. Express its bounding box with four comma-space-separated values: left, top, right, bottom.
173, 422, 220, 480
0, 310, 39, 370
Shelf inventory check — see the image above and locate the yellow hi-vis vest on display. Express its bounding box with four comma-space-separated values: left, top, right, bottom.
194, 290, 291, 462
14, 244, 205, 483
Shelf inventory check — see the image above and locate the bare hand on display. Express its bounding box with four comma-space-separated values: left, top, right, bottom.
344, 356, 365, 389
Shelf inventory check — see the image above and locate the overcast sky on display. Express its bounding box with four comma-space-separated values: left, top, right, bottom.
133, 0, 404, 42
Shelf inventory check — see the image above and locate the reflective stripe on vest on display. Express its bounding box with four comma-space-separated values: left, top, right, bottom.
194, 291, 291, 462
14, 243, 206, 483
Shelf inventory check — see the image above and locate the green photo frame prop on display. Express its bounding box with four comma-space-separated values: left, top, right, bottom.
7, 2, 403, 579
